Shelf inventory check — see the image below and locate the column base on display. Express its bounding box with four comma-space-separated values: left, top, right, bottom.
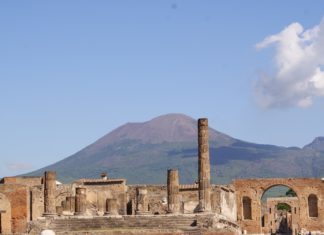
74, 212, 86, 216
197, 206, 212, 213
167, 210, 180, 214
43, 212, 57, 217
135, 210, 151, 215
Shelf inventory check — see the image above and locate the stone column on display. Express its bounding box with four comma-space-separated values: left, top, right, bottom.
167, 169, 180, 214
43, 171, 57, 216
95, 192, 105, 214
66, 196, 75, 212
198, 118, 211, 212
74, 188, 86, 215
135, 188, 149, 215
61, 200, 67, 211
104, 199, 118, 215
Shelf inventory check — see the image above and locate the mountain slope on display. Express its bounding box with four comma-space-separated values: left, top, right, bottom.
303, 136, 324, 151
26, 114, 324, 184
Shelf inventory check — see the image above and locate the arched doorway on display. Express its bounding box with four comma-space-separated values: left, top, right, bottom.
0, 193, 11, 234
260, 185, 298, 235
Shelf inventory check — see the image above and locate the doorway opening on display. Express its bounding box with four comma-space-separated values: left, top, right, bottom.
261, 185, 298, 235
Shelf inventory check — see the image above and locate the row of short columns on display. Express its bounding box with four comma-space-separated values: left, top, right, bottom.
43, 171, 119, 217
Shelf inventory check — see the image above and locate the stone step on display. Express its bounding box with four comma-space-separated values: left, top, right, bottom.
41, 215, 216, 233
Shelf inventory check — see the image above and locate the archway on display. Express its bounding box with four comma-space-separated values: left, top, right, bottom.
234, 178, 324, 235
0, 193, 11, 234
261, 185, 298, 235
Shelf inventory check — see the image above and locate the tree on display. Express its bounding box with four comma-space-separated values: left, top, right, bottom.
285, 188, 297, 197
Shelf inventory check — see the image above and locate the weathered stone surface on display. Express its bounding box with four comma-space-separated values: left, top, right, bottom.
136, 188, 149, 215
74, 187, 86, 215
40, 229, 56, 235
167, 169, 180, 214
105, 198, 119, 215
234, 178, 324, 234
31, 185, 44, 220
66, 196, 75, 212
28, 214, 240, 235
198, 118, 211, 212
0, 184, 28, 234
43, 171, 57, 216
73, 178, 127, 215
265, 197, 299, 234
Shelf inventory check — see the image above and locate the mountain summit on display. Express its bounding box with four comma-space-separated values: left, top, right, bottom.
27, 114, 324, 184
90, 113, 234, 150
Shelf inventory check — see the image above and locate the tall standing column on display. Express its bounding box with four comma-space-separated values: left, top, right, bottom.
74, 188, 86, 215
167, 169, 180, 214
198, 118, 211, 212
43, 171, 57, 216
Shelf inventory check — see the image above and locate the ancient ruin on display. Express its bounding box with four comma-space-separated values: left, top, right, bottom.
0, 118, 323, 234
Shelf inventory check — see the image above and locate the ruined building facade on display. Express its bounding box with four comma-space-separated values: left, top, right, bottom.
0, 118, 323, 234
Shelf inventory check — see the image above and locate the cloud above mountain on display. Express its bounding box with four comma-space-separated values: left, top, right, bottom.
255, 17, 324, 108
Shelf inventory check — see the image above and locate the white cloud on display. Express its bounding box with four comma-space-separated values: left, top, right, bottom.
255, 18, 324, 108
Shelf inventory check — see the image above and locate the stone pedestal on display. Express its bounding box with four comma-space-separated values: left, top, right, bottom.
198, 118, 211, 212
74, 188, 86, 216
56, 206, 63, 215
167, 169, 180, 214
135, 188, 149, 215
104, 199, 118, 215
43, 171, 57, 216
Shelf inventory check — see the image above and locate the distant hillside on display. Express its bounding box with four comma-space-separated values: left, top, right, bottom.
303, 136, 324, 151
26, 114, 324, 184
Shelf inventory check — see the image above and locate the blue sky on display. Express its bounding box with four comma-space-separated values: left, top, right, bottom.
1, 1, 324, 177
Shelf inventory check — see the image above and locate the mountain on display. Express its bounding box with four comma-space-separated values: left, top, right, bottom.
303, 136, 324, 151
26, 114, 324, 184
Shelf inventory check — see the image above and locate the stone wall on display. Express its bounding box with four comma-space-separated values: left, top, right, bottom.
234, 178, 324, 234
265, 197, 299, 234
0, 184, 28, 234
127, 184, 236, 218
1, 176, 42, 187
218, 186, 236, 221
72, 179, 127, 215
55, 184, 72, 213
0, 192, 11, 234
30, 185, 44, 220
128, 185, 168, 215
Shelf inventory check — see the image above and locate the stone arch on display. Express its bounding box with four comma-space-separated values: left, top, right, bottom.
260, 184, 299, 232
242, 196, 252, 220
0, 193, 11, 234
260, 183, 299, 201
234, 178, 324, 235
308, 194, 318, 218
